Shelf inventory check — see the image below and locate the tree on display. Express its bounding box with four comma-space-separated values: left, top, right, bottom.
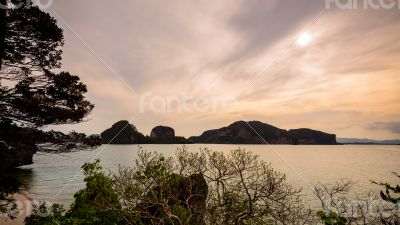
175, 147, 314, 225
0, 0, 93, 127
0, 0, 95, 215
0, 0, 94, 165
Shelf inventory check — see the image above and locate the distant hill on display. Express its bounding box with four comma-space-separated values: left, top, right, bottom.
189, 121, 337, 145
337, 138, 400, 145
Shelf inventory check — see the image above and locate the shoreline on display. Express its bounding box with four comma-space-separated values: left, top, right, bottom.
0, 189, 33, 225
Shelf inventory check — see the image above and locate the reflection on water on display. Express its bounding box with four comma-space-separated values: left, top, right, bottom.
0, 168, 33, 196
9, 168, 34, 190
18, 144, 400, 207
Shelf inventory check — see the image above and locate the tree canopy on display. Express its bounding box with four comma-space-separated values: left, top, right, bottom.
0, 0, 95, 148
0, 0, 93, 128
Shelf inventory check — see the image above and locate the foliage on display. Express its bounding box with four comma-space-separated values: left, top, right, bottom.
0, 0, 96, 171
0, 0, 94, 127
0, 0, 97, 216
0, 0, 94, 142
24, 204, 66, 225
175, 147, 314, 224
317, 211, 347, 225
26, 147, 316, 225
25, 160, 123, 225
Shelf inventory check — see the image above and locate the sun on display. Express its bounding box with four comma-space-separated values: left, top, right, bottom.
296, 32, 312, 47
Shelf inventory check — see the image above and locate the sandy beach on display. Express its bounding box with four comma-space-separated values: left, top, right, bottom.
0, 190, 33, 225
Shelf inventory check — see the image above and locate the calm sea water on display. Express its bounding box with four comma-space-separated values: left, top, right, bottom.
18, 144, 400, 207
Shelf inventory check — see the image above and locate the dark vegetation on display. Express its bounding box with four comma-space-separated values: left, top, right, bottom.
0, 0, 99, 167
25, 147, 399, 225
26, 148, 315, 225
0, 0, 98, 213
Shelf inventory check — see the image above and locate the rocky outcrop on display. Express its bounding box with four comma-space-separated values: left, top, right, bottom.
190, 121, 337, 145
150, 126, 175, 139
0, 122, 38, 171
101, 120, 145, 144
0, 141, 37, 171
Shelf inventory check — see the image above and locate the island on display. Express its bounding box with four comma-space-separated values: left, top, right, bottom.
100, 120, 337, 145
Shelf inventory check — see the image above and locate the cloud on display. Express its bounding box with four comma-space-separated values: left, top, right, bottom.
226, 0, 324, 62
369, 122, 400, 134
42, 1, 400, 139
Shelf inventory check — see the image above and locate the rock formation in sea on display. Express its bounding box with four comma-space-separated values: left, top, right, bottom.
150, 126, 175, 139
189, 121, 337, 145
148, 125, 192, 144
101, 120, 336, 145
101, 120, 146, 144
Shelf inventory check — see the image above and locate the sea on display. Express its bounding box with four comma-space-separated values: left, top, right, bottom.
16, 144, 400, 208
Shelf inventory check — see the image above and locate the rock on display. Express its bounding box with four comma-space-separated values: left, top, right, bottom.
150, 126, 175, 139
190, 121, 337, 145
101, 120, 145, 144
0, 122, 38, 171
148, 126, 193, 144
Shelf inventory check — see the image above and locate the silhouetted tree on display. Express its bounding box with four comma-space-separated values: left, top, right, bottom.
0, 0, 96, 216
0, 0, 94, 153
0, 0, 93, 127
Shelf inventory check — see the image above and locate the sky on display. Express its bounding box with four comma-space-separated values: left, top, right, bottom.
43, 0, 400, 140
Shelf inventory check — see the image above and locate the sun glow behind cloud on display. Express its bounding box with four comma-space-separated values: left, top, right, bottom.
296, 32, 312, 47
